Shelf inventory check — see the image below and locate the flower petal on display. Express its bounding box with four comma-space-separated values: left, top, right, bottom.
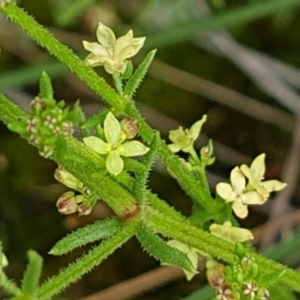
104, 112, 122, 145
232, 199, 248, 219
250, 153, 265, 181
119, 141, 149, 157
261, 180, 287, 192
96, 22, 116, 48
116, 38, 146, 61
114, 30, 133, 56
168, 143, 182, 153
84, 53, 114, 68
230, 167, 246, 194
106, 150, 124, 175
216, 183, 236, 202
83, 136, 110, 154
189, 115, 207, 141
83, 41, 110, 57
241, 191, 265, 205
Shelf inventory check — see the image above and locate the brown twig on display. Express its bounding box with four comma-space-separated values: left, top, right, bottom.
149, 59, 293, 132
80, 266, 184, 300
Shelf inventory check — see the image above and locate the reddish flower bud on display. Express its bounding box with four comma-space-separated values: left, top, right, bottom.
206, 260, 225, 287
56, 191, 77, 214
77, 203, 92, 216
120, 117, 139, 139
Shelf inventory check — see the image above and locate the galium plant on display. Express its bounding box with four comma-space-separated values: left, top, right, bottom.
0, 2, 299, 299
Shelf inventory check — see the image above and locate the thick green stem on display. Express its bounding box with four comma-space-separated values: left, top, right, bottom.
146, 207, 300, 292
0, 3, 214, 212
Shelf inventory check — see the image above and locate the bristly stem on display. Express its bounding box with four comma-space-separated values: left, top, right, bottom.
0, 3, 126, 112
0, 3, 214, 212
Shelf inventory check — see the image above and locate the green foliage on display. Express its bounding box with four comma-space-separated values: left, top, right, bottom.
124, 49, 157, 99
39, 72, 54, 100
50, 217, 122, 255
0, 1, 300, 299
21, 251, 43, 295
132, 132, 159, 202
137, 225, 195, 273
37, 220, 138, 300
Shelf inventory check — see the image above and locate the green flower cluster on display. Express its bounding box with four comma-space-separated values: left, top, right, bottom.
8, 96, 78, 158
206, 244, 283, 300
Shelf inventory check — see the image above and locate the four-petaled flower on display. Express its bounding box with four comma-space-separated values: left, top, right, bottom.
240, 153, 286, 200
216, 167, 264, 218
168, 115, 207, 153
83, 22, 146, 74
83, 112, 149, 176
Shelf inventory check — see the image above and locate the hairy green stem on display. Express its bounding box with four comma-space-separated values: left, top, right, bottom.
146, 207, 300, 292
0, 3, 126, 112
0, 3, 213, 212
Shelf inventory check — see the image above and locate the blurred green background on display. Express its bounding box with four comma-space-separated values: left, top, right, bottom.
1, 0, 300, 299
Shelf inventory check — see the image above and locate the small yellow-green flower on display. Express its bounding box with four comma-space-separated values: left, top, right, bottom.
216, 167, 264, 218
168, 115, 207, 153
210, 221, 253, 243
83, 112, 149, 176
240, 154, 286, 199
83, 22, 146, 74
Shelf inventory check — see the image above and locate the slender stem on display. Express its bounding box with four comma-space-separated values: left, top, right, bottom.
0, 3, 126, 112
113, 72, 124, 96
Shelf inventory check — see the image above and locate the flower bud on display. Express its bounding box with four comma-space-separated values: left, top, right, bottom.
216, 284, 234, 300
54, 167, 84, 190
30, 96, 46, 112
206, 260, 225, 287
259, 289, 270, 300
56, 191, 77, 214
77, 203, 92, 216
120, 117, 139, 139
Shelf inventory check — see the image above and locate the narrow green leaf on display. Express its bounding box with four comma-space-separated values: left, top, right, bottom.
0, 273, 22, 297
37, 220, 138, 300
133, 133, 158, 202
21, 251, 43, 295
124, 49, 156, 99
82, 109, 108, 131
137, 225, 194, 272
39, 72, 54, 100
50, 217, 122, 256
